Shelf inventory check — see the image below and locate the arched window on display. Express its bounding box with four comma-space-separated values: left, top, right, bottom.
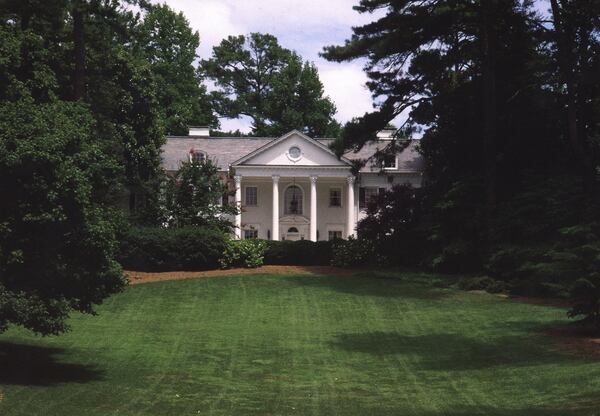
284, 185, 303, 215
288, 227, 299, 233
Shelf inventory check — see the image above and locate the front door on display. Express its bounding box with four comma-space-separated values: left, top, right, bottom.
285, 226, 301, 241
279, 215, 309, 240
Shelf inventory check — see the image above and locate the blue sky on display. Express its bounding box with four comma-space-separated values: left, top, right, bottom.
159, 0, 551, 134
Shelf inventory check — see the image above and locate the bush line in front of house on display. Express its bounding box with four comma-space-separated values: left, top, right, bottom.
117, 226, 385, 272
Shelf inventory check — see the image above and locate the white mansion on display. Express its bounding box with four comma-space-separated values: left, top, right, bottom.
161, 127, 424, 241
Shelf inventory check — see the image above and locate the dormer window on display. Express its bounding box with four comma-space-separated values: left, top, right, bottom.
189, 150, 206, 164
383, 154, 397, 169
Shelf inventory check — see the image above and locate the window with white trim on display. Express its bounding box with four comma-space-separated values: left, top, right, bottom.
190, 150, 206, 164
383, 154, 397, 169
329, 187, 341, 207
244, 229, 258, 239
284, 185, 303, 215
245, 186, 258, 206
328, 230, 343, 240
359, 187, 385, 209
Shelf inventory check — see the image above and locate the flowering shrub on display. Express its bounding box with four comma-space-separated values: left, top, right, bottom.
220, 239, 267, 269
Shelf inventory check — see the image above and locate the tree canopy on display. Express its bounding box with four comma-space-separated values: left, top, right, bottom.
0, 0, 218, 334
135, 4, 217, 136
0, 100, 125, 335
326, 1, 600, 318
201, 32, 340, 137
164, 159, 237, 230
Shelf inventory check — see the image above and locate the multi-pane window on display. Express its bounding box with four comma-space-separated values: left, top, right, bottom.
245, 186, 258, 206
244, 229, 258, 239
190, 151, 206, 164
284, 185, 303, 214
329, 187, 341, 207
328, 230, 343, 240
359, 187, 384, 209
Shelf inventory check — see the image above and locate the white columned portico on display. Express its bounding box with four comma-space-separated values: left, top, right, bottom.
346, 176, 356, 238
309, 175, 318, 241
272, 175, 280, 241
234, 175, 242, 239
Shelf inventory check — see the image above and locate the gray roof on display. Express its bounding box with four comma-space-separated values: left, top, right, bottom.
341, 140, 424, 173
161, 136, 273, 171
161, 135, 424, 173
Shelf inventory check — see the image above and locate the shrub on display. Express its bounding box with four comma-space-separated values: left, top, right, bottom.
117, 226, 226, 271
456, 276, 506, 293
264, 240, 334, 265
220, 239, 267, 269
430, 240, 481, 274
331, 237, 385, 267
568, 278, 600, 329
509, 280, 570, 298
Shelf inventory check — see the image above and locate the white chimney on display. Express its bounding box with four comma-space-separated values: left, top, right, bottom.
377, 128, 396, 140
189, 126, 210, 136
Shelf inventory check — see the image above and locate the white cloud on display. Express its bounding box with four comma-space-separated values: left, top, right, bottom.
160, 0, 245, 57
319, 61, 373, 123
219, 116, 253, 134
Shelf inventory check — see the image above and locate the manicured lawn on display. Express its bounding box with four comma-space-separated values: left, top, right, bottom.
1, 271, 600, 415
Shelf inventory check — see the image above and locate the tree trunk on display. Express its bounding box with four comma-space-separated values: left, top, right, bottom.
481, 0, 498, 211
549, 0, 594, 185
72, 0, 86, 100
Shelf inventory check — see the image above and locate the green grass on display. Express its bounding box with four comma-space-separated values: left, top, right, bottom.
1, 271, 600, 415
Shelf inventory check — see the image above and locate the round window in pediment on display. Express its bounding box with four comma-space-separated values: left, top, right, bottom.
288, 146, 302, 161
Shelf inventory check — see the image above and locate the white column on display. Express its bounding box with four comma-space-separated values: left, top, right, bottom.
272, 175, 280, 241
346, 176, 356, 238
310, 175, 318, 241
234, 175, 242, 239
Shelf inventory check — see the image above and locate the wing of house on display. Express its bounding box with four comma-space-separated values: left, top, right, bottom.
161, 127, 424, 241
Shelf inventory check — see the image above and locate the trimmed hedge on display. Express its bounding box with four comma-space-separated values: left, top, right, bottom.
330, 237, 384, 267
220, 239, 267, 269
118, 231, 386, 271
117, 226, 226, 272
264, 240, 334, 266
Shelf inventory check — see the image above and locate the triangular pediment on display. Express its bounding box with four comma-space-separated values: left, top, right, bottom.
232, 130, 351, 167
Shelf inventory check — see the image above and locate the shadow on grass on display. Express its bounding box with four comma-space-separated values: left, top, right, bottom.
0, 341, 103, 386
329, 331, 571, 370
285, 273, 452, 300
410, 400, 600, 416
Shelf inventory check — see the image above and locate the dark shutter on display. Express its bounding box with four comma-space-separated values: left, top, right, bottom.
359, 187, 366, 209
378, 187, 386, 196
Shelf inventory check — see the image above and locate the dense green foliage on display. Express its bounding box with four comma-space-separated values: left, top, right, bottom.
2, 271, 599, 415
325, 1, 600, 325
0, 101, 125, 335
357, 184, 426, 266
0, 0, 189, 333
201, 33, 340, 137
330, 237, 381, 267
135, 4, 217, 135
220, 239, 267, 269
263, 240, 334, 266
164, 159, 237, 229
117, 226, 226, 272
